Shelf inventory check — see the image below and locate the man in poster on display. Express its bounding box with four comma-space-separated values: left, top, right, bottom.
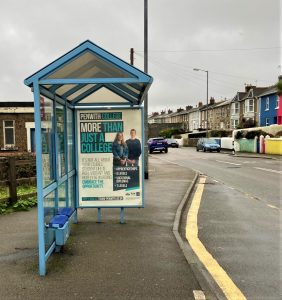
126, 129, 142, 166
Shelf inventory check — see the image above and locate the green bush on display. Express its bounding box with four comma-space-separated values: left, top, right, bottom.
210, 130, 231, 137
0, 202, 8, 214
159, 128, 183, 138
276, 79, 282, 96
245, 130, 263, 139
235, 130, 245, 139
12, 197, 37, 212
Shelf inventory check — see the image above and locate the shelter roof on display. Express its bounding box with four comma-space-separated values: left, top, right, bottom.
24, 40, 153, 106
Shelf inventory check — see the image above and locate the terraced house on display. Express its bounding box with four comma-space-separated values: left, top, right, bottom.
259, 86, 280, 126
209, 99, 231, 130
239, 85, 268, 127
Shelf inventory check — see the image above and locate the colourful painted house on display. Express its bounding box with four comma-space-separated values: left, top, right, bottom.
278, 95, 282, 124
259, 86, 280, 126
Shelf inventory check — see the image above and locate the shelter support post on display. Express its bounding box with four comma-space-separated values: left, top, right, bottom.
33, 81, 46, 276
120, 208, 125, 224
97, 208, 102, 223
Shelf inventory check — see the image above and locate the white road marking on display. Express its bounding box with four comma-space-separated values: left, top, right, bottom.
253, 167, 282, 175
193, 290, 206, 300
216, 160, 241, 166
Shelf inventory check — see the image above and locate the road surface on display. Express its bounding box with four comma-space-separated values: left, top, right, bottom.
154, 147, 282, 300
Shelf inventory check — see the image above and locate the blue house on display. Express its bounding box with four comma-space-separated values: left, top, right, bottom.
259, 87, 279, 126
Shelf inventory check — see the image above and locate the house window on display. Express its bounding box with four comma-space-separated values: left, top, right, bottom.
231, 102, 239, 114
3, 120, 15, 147
276, 96, 279, 109
265, 118, 269, 126
245, 99, 254, 113
265, 97, 269, 111
231, 119, 239, 129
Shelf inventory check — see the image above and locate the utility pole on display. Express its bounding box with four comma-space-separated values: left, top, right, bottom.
130, 48, 134, 66
144, 0, 149, 179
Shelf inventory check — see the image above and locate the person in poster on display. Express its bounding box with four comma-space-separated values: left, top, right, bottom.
126, 129, 142, 166
112, 132, 128, 166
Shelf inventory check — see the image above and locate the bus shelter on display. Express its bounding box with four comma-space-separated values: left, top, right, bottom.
24, 40, 153, 276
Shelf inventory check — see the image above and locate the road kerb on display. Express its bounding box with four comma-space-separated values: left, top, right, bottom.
186, 176, 247, 300
172, 172, 223, 300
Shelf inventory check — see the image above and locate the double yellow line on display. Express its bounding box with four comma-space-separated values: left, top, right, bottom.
186, 176, 247, 300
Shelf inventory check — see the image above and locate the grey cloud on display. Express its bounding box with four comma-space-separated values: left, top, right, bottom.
0, 0, 280, 113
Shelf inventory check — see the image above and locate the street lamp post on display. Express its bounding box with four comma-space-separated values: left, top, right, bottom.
193, 68, 209, 134
144, 0, 149, 179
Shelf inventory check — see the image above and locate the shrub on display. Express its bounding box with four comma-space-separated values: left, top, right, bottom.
274, 130, 282, 138
0, 202, 8, 214
210, 130, 231, 137
276, 79, 282, 96
235, 130, 245, 139
245, 130, 263, 139
159, 128, 183, 138
12, 196, 37, 212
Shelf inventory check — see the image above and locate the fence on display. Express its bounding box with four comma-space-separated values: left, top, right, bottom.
0, 157, 36, 204
265, 138, 282, 155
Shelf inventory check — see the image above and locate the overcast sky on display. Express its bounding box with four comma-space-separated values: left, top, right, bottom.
0, 0, 280, 113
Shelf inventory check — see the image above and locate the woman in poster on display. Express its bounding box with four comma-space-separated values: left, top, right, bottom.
112, 132, 128, 166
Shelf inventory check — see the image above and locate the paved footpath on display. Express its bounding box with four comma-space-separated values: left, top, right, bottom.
0, 157, 205, 300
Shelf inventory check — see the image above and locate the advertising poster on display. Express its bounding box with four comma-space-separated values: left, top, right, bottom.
77, 109, 143, 207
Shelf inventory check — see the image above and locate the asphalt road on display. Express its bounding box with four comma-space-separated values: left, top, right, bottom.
155, 147, 282, 300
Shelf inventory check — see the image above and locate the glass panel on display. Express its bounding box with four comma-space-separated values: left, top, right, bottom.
78, 87, 128, 104
68, 176, 75, 209
67, 84, 96, 101
44, 191, 56, 251
56, 84, 77, 96
58, 182, 66, 208
4, 120, 13, 127
67, 108, 74, 171
56, 103, 66, 177
41, 97, 54, 187
45, 51, 135, 79
5, 128, 14, 144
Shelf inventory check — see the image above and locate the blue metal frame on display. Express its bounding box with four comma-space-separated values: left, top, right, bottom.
33, 80, 46, 276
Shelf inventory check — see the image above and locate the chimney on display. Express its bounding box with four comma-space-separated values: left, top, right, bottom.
186, 105, 193, 111
168, 109, 173, 114
245, 84, 256, 92
177, 107, 184, 113
198, 101, 203, 107
209, 97, 215, 105
161, 110, 165, 115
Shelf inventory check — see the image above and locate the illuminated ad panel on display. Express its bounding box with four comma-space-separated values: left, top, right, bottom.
77, 109, 143, 207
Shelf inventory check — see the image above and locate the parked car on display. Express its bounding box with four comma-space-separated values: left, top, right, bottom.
148, 137, 168, 153
196, 138, 221, 152
166, 138, 179, 148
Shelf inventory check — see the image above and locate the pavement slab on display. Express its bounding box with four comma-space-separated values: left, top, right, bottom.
0, 156, 202, 300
